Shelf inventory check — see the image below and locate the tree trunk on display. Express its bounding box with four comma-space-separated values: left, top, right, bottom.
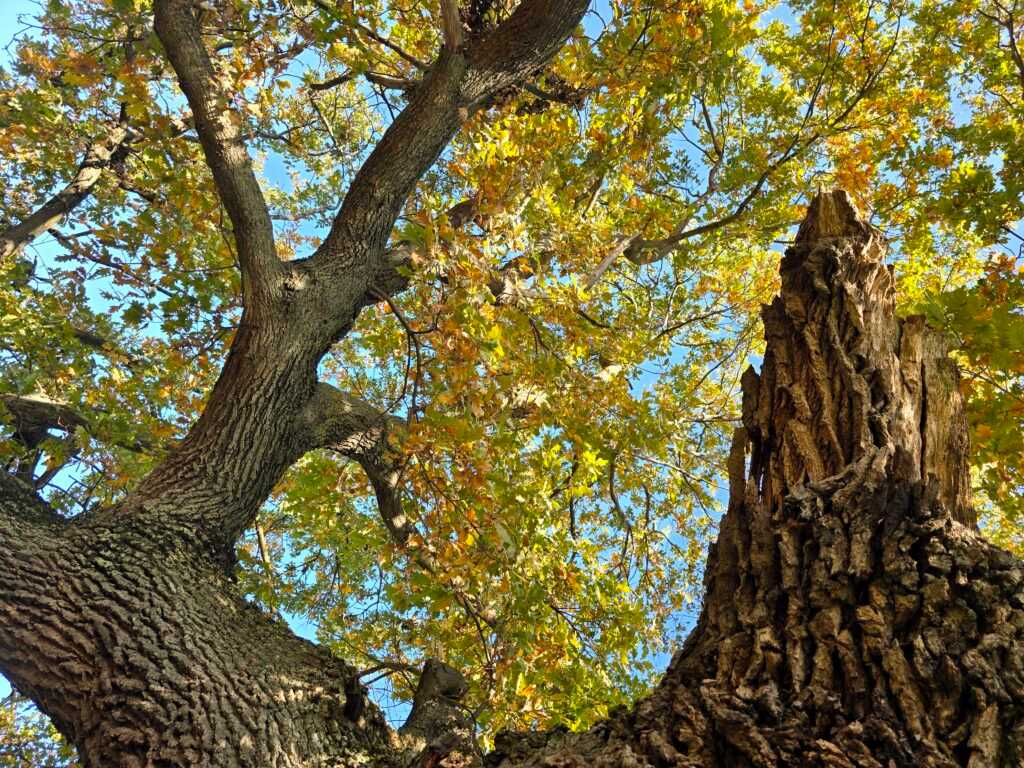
0, 473, 407, 767
3, 1, 593, 763
485, 191, 1024, 768
5, 188, 1023, 766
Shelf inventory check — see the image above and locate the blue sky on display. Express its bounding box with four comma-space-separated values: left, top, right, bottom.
0, 0, 729, 729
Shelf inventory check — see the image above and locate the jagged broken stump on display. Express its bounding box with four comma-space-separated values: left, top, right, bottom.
487, 191, 1024, 768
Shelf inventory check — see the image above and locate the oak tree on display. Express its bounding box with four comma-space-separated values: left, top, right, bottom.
1, 0, 1023, 765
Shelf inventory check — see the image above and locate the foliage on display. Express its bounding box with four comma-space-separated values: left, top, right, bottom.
0, 0, 1021, 752
0, 694, 76, 767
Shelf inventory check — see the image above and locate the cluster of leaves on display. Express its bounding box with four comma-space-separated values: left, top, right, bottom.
876, 0, 1024, 551
921, 257, 1024, 548
1, 0, 1022, 752
0, 693, 76, 767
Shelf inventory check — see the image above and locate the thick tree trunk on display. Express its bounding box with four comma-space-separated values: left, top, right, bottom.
4, 176, 1021, 764
0, 473, 405, 767
486, 191, 1024, 767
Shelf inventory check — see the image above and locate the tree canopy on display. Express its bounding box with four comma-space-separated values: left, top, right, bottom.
1, 0, 1022, 759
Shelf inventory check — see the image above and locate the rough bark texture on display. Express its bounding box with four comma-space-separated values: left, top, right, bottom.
485, 191, 1024, 768
5, 0, 1021, 762
0, 1, 588, 765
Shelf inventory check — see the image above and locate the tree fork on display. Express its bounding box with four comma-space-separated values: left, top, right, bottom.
486, 191, 1024, 767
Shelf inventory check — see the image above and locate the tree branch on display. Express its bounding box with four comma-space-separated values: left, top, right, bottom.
349, 17, 430, 70
0, 125, 130, 260
0, 393, 152, 454
295, 383, 418, 547
308, 69, 415, 92
1, 394, 89, 443
461, 0, 587, 104
126, 0, 586, 556
294, 383, 497, 617
294, 380, 530, 637
69, 325, 143, 369
583, 29, 896, 282
306, 0, 588, 311
254, 515, 278, 611
440, 0, 464, 51
153, 0, 280, 303
296, 383, 400, 457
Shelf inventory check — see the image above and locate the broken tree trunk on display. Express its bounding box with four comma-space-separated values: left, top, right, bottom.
486, 190, 1024, 767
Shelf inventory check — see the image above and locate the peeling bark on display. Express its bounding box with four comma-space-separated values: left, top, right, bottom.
485, 191, 1024, 768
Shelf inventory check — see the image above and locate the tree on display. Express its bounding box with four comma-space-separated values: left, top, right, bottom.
1, 0, 1023, 765
487, 190, 1024, 767
0, 0, 592, 762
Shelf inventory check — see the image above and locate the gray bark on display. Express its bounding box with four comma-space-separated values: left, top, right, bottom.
0, 473, 400, 766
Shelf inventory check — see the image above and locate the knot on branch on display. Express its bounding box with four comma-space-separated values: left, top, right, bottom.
414, 658, 470, 704
296, 383, 397, 457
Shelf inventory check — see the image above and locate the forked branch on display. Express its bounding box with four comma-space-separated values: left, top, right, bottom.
308, 0, 588, 298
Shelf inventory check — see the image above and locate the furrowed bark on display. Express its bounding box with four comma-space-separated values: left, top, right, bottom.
486, 191, 1024, 768
20, 3, 935, 765
5, 45, 1022, 765
124, 314, 321, 551
0, 474, 402, 767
